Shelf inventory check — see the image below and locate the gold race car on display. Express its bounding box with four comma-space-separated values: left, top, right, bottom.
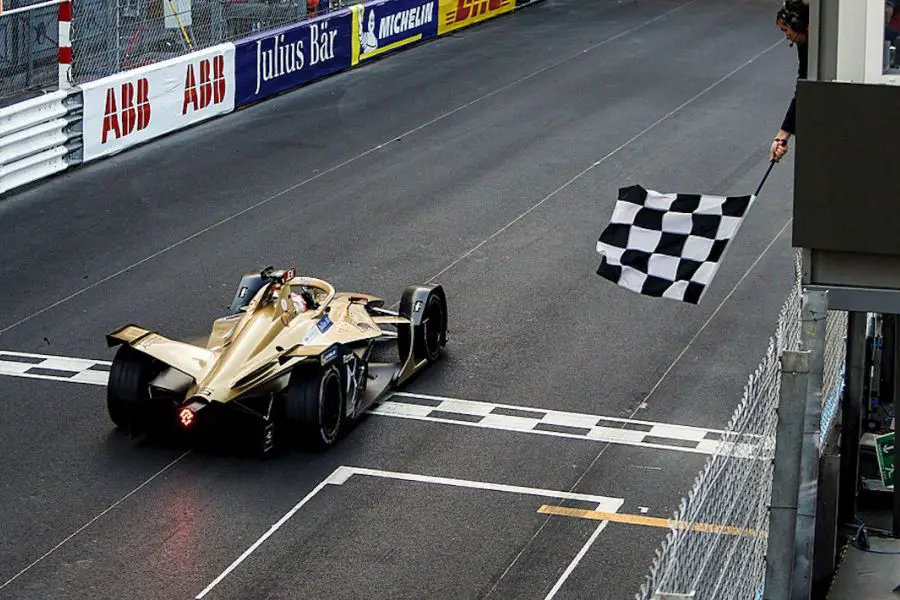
104, 266, 448, 454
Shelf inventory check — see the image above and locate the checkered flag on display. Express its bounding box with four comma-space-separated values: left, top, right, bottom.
595, 184, 755, 304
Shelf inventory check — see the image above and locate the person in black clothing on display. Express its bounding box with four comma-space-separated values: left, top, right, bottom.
770, 0, 809, 163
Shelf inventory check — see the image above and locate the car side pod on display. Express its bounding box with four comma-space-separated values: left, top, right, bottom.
396, 283, 448, 385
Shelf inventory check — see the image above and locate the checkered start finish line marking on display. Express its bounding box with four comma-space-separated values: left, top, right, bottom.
377, 393, 758, 455
0, 351, 110, 385
0, 351, 760, 456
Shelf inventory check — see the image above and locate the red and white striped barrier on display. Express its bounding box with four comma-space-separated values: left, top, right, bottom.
58, 0, 72, 89
0, 0, 74, 88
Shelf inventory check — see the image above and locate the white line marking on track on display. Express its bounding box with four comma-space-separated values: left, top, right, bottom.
344, 466, 624, 509
544, 521, 610, 600
196, 465, 624, 599
0, 353, 762, 456
483, 146, 792, 600
0, 0, 700, 338
419, 38, 784, 289
533, 220, 794, 600
638, 218, 794, 407
391, 391, 737, 433
0, 451, 191, 593
0, 11, 787, 598
194, 474, 336, 599
377, 393, 760, 456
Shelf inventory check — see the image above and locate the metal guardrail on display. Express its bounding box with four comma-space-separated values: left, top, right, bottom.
0, 89, 82, 193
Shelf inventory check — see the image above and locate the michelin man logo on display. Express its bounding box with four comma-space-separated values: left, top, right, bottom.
357, 2, 435, 59
358, 8, 379, 54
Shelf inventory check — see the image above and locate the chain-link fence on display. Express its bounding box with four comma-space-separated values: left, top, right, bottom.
820, 307, 848, 442
70, 0, 352, 84
0, 0, 62, 104
635, 250, 850, 600
0, 0, 358, 102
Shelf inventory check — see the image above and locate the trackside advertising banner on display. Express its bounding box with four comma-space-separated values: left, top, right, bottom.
234, 11, 353, 108
351, 0, 437, 65
81, 44, 236, 162
437, 0, 515, 35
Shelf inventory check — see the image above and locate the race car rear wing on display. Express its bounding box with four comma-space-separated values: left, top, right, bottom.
106, 324, 215, 381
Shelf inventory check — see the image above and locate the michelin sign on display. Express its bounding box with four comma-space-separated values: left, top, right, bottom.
230, 0, 527, 108
352, 0, 437, 64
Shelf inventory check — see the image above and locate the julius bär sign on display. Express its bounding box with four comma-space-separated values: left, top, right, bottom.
234, 12, 353, 108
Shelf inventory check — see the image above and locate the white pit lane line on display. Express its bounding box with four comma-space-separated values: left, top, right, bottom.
194, 465, 625, 599
0, 351, 762, 456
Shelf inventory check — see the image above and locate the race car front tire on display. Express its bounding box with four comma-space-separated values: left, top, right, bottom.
284, 364, 345, 450
107, 345, 163, 430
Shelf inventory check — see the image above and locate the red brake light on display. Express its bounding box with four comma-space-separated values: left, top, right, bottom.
179, 407, 195, 428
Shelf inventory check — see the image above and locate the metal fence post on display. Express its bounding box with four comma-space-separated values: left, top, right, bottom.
838, 312, 867, 526
791, 290, 827, 598
212, 0, 225, 44
107, 0, 121, 77
890, 314, 900, 538
763, 350, 810, 600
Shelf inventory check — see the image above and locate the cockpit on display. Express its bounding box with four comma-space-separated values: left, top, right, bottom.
227, 266, 331, 316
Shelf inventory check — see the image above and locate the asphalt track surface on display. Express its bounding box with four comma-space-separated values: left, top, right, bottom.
0, 0, 803, 598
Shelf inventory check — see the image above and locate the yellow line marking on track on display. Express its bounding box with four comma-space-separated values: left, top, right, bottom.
537, 505, 767, 538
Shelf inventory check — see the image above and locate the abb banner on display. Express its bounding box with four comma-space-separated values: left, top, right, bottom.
81, 44, 236, 162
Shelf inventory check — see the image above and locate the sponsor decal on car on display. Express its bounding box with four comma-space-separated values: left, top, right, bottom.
302, 313, 334, 344
322, 346, 338, 365
317, 314, 333, 333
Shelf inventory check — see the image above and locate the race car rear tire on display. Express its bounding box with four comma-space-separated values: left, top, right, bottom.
107, 345, 164, 430
284, 365, 345, 450
398, 284, 447, 366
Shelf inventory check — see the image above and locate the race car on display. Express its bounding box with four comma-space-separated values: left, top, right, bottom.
104, 266, 448, 454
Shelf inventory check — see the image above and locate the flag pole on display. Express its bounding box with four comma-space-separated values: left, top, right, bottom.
754, 160, 776, 197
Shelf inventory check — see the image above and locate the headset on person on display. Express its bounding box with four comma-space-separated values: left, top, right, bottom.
777, 0, 809, 34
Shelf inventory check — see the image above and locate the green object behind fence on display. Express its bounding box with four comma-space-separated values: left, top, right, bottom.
875, 432, 894, 488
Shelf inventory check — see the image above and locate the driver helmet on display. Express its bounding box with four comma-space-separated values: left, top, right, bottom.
290, 291, 309, 313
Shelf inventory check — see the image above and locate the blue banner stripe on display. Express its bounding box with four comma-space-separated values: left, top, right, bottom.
234, 10, 354, 108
